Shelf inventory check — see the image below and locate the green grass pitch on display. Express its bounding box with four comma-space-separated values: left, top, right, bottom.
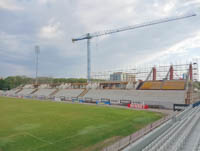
0, 96, 163, 151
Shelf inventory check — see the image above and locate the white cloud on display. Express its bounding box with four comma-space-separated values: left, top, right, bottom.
132, 31, 200, 66
0, 0, 200, 78
166, 32, 200, 54
163, 2, 175, 13
0, 32, 31, 54
0, 62, 33, 77
38, 0, 56, 4
74, 0, 139, 32
39, 19, 63, 39
0, 0, 23, 10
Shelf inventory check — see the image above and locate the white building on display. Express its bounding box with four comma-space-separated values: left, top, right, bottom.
110, 72, 135, 82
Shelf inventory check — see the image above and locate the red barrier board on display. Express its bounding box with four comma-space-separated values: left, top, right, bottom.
128, 103, 148, 109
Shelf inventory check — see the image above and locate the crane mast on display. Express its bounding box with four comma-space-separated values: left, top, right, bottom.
87, 33, 91, 82
72, 13, 196, 82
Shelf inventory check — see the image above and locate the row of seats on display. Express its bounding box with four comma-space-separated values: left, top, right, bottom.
4, 89, 20, 96
0, 90, 3, 95
140, 81, 162, 90
31, 89, 56, 97
2, 88, 186, 109
18, 89, 35, 96
162, 80, 185, 90
54, 89, 84, 99
142, 106, 200, 151
140, 80, 185, 90
3, 88, 85, 99
193, 133, 200, 151
84, 89, 185, 109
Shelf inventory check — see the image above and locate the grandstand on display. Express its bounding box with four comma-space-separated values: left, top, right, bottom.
1, 62, 200, 151
0, 90, 3, 95
23, 84, 34, 89
17, 88, 36, 96
31, 88, 56, 98
58, 83, 71, 89
1, 62, 199, 109
139, 80, 185, 90
5, 88, 21, 96
83, 89, 185, 108
124, 102, 200, 151
162, 80, 185, 90
139, 81, 163, 90
2, 87, 186, 109
53, 89, 85, 100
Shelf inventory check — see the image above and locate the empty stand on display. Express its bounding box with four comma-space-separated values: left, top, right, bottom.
4, 83, 186, 109
23, 84, 34, 89
5, 89, 21, 96
0, 90, 3, 95
78, 89, 89, 97
18, 89, 36, 96
142, 106, 200, 151
139, 80, 185, 90
32, 89, 57, 97
83, 89, 185, 109
53, 89, 84, 100
162, 80, 185, 90
59, 83, 71, 89
140, 81, 162, 90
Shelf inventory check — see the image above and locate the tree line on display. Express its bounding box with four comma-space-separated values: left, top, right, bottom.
0, 76, 88, 90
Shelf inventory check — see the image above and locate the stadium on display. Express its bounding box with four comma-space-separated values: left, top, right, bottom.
1, 1, 200, 151
1, 61, 200, 151
2, 62, 200, 109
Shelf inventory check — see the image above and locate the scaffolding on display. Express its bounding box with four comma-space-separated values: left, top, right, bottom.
91, 61, 199, 82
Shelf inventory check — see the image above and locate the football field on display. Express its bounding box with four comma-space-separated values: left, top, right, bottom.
0, 96, 163, 151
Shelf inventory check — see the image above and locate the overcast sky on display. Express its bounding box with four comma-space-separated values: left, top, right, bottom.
0, 0, 200, 78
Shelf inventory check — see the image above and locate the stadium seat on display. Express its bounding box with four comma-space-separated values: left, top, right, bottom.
140, 81, 162, 90
53, 89, 85, 100
162, 80, 185, 90
32, 88, 57, 97
83, 89, 185, 109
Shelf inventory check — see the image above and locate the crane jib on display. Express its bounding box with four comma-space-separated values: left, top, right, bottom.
72, 13, 196, 41
71, 13, 197, 82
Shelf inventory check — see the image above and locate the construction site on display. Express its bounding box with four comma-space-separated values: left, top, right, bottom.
1, 13, 200, 111
1, 61, 200, 151
0, 4, 200, 151
1, 61, 199, 110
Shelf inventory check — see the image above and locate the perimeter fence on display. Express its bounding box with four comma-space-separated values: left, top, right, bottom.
102, 113, 175, 151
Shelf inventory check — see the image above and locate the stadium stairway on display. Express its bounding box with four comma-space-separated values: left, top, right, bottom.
18, 89, 36, 96
5, 89, 21, 96
15, 88, 23, 94
30, 88, 38, 94
78, 89, 89, 97
50, 89, 59, 97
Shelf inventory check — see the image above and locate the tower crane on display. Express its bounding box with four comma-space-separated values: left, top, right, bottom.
72, 13, 196, 82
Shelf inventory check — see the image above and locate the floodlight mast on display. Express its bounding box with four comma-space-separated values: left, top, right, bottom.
72, 13, 196, 82
35, 45, 40, 85
87, 34, 91, 82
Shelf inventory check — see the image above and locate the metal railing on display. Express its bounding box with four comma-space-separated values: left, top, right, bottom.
102, 114, 175, 151
142, 106, 200, 151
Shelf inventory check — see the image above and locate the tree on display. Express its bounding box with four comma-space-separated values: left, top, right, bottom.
0, 76, 88, 90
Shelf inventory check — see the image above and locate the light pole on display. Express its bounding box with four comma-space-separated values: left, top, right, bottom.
35, 45, 40, 85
